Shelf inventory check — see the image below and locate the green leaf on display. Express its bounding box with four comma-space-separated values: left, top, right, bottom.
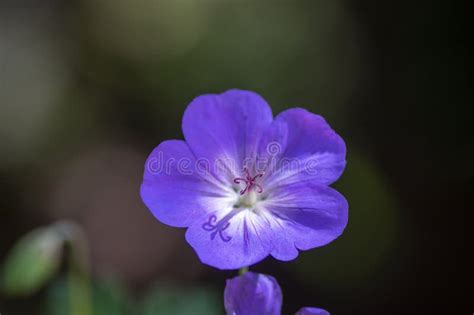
1, 227, 64, 296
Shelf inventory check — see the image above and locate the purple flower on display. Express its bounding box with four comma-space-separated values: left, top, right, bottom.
141, 89, 348, 270
224, 272, 282, 315
224, 272, 329, 315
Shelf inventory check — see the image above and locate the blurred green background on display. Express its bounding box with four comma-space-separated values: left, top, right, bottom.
0, 1, 472, 314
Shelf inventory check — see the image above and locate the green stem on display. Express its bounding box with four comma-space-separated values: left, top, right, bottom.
239, 267, 249, 275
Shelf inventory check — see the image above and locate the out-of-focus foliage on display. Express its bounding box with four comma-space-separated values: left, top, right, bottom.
82, 0, 210, 62
45, 278, 222, 315
292, 150, 401, 289
76, 0, 364, 124
45, 278, 130, 315
1, 227, 63, 296
0, 10, 69, 166
141, 285, 222, 315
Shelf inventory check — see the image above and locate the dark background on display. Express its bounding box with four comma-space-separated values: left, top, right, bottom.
0, 1, 472, 314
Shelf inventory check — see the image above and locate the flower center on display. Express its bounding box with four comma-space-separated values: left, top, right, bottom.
233, 167, 264, 195
201, 169, 264, 242
239, 190, 258, 208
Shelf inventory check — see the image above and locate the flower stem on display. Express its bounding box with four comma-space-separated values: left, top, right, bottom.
239, 267, 249, 275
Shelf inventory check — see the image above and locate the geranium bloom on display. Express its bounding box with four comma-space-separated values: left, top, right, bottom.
224, 271, 329, 315
141, 89, 348, 270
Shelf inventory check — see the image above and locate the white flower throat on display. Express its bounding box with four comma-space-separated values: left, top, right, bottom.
239, 189, 259, 208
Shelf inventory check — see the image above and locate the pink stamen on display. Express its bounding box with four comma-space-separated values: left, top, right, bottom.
233, 168, 264, 195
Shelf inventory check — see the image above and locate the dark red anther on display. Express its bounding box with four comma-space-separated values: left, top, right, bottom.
233, 167, 264, 195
